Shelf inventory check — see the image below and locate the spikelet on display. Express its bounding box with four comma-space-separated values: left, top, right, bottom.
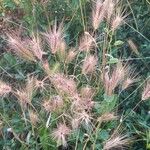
128, 39, 139, 55
79, 32, 95, 52
65, 48, 77, 63
52, 123, 71, 147
0, 81, 11, 96
52, 74, 77, 96
15, 89, 30, 108
71, 94, 82, 111
71, 93, 94, 111
15, 76, 35, 108
31, 34, 46, 61
71, 118, 80, 129
111, 8, 127, 32
34, 77, 48, 91
122, 77, 137, 90
92, 0, 107, 30
103, 134, 130, 150
81, 98, 95, 111
42, 100, 52, 112
142, 81, 150, 100
7, 33, 46, 61
7, 33, 36, 62
43, 95, 63, 112
98, 112, 117, 122
105, 0, 115, 23
82, 55, 97, 75
29, 111, 39, 126
80, 86, 95, 99
122, 66, 138, 90
42, 60, 51, 76
103, 62, 127, 96
43, 21, 66, 54
74, 111, 92, 127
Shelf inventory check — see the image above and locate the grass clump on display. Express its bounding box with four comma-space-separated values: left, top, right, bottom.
0, 0, 150, 149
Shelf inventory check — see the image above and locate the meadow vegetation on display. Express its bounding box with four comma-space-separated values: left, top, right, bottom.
0, 0, 150, 149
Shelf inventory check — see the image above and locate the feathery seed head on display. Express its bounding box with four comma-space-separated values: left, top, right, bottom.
15, 76, 35, 108
16, 90, 30, 108
52, 123, 71, 147
44, 21, 66, 54
29, 111, 39, 126
71, 93, 94, 111
43, 95, 63, 112
42, 60, 51, 76
71, 118, 80, 129
111, 9, 127, 31
66, 48, 77, 63
31, 34, 46, 61
92, 0, 105, 30
80, 86, 95, 99
103, 62, 127, 95
79, 32, 95, 52
35, 79, 46, 90
42, 100, 52, 112
75, 111, 92, 127
142, 81, 150, 100
81, 98, 95, 111
128, 39, 139, 55
0, 81, 12, 96
122, 77, 137, 91
105, 0, 115, 23
103, 134, 130, 150
52, 74, 77, 96
51, 95, 63, 111
7, 33, 36, 62
82, 55, 97, 75
98, 112, 117, 122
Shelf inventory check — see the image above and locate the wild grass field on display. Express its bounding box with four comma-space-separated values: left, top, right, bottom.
0, 0, 150, 149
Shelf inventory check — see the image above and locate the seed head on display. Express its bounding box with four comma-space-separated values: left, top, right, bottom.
142, 81, 150, 100
51, 95, 64, 111
122, 77, 137, 91
128, 39, 139, 55
82, 55, 97, 75
111, 9, 127, 31
34, 77, 48, 91
71, 118, 80, 129
52, 123, 71, 147
15, 76, 35, 108
103, 62, 127, 95
98, 112, 117, 122
7, 33, 36, 62
0, 81, 11, 96
52, 74, 77, 96
92, 0, 106, 30
81, 98, 95, 111
66, 48, 77, 63
31, 34, 46, 61
80, 86, 94, 99
43, 21, 66, 54
16, 90, 30, 108
71, 93, 94, 112
79, 32, 95, 52
43, 95, 63, 112
29, 111, 39, 126
103, 134, 130, 150
74, 111, 92, 128
42, 60, 51, 76
105, 0, 115, 23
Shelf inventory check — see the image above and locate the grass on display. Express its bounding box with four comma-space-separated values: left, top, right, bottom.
0, 0, 150, 149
